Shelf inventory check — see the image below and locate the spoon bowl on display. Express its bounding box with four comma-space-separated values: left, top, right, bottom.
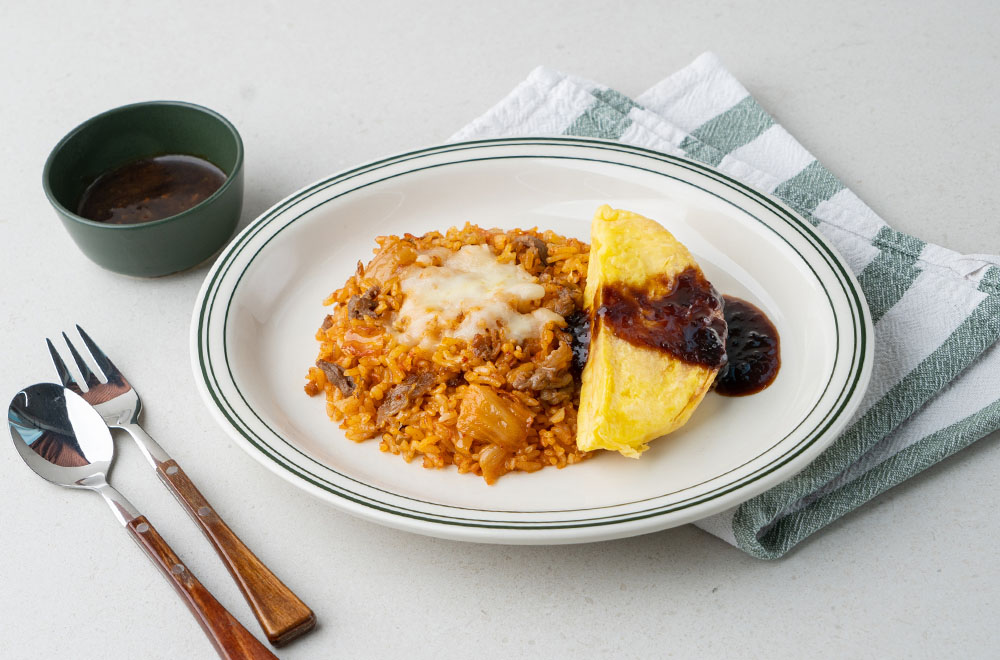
9, 382, 114, 489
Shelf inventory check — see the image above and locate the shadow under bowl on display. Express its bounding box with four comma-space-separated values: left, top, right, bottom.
43, 101, 244, 277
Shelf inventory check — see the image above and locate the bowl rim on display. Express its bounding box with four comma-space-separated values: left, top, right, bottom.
41, 100, 245, 231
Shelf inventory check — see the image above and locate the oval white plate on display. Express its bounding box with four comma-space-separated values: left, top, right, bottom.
191, 138, 873, 545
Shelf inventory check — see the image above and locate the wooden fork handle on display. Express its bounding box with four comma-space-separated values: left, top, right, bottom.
126, 516, 278, 660
157, 459, 316, 646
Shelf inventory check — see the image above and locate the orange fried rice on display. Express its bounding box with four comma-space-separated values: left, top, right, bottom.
304, 224, 592, 484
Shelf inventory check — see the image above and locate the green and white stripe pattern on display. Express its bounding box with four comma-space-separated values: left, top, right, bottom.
452, 53, 1000, 559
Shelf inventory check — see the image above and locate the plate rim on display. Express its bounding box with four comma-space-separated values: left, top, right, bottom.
190, 137, 873, 543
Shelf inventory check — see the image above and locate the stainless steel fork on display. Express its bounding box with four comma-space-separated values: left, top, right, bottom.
48, 325, 315, 647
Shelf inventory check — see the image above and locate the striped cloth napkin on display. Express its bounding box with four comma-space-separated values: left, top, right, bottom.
451, 52, 1000, 559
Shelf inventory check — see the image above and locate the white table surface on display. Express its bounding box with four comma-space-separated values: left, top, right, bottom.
2, 1, 998, 658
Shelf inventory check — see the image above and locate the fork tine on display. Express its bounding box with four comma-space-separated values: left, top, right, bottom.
46, 338, 79, 391
62, 331, 102, 389
75, 324, 123, 383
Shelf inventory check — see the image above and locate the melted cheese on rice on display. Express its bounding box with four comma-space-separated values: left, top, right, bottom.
393, 244, 562, 349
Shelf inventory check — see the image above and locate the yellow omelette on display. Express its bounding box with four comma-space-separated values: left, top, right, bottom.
576, 206, 726, 457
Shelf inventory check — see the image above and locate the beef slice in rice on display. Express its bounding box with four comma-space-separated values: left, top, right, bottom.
509, 342, 573, 391
511, 235, 548, 266
348, 286, 380, 319
470, 332, 501, 361
545, 286, 578, 317
317, 360, 356, 396
376, 372, 436, 426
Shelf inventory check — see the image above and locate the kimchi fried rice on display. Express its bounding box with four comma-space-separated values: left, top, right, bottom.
304, 224, 592, 484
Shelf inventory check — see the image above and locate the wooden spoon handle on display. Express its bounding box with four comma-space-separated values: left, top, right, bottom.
126, 516, 278, 660
157, 459, 315, 646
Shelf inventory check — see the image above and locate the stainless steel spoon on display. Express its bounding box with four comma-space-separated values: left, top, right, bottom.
8, 383, 277, 660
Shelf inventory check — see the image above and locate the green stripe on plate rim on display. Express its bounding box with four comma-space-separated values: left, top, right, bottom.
196, 137, 869, 530
199, 191, 858, 527
197, 139, 865, 527
219, 156, 844, 519
197, 140, 865, 528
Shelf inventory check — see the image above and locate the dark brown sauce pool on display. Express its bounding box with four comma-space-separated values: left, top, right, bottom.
76, 154, 226, 225
566, 310, 591, 375
715, 295, 781, 396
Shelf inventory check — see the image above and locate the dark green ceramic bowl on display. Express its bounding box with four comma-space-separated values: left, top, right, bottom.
43, 101, 244, 277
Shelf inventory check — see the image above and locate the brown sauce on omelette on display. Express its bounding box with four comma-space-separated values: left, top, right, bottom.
597, 267, 728, 369
580, 268, 780, 395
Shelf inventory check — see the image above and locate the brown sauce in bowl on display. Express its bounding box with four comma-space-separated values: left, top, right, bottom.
76, 154, 226, 225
